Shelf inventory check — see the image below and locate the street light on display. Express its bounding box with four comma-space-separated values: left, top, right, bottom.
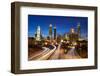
61, 39, 63, 42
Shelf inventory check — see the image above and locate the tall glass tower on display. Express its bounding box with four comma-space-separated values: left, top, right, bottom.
36, 26, 41, 41
77, 23, 81, 39
49, 24, 52, 40
54, 26, 56, 40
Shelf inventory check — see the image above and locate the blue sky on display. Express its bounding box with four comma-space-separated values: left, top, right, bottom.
28, 15, 88, 38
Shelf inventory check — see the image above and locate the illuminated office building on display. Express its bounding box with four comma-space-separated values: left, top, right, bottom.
69, 28, 78, 42
77, 23, 81, 39
36, 26, 41, 41
49, 24, 52, 40
54, 26, 56, 40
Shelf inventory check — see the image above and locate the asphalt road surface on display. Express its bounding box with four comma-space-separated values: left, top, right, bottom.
29, 44, 81, 60
60, 46, 81, 59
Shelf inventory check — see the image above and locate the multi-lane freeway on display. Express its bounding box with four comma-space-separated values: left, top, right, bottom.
29, 43, 81, 60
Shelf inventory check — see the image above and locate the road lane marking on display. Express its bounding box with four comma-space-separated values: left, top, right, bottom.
37, 45, 56, 60
29, 47, 50, 60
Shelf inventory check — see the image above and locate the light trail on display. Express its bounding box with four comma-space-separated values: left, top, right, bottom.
29, 47, 50, 60
37, 45, 56, 60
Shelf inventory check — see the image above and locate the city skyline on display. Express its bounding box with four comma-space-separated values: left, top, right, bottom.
28, 15, 88, 39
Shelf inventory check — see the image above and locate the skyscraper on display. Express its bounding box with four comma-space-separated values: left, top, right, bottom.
71, 28, 75, 33
54, 26, 56, 40
77, 22, 81, 39
69, 28, 78, 43
35, 32, 37, 38
49, 24, 52, 40
36, 26, 41, 41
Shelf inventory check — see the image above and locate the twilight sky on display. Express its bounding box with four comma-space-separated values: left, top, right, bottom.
28, 15, 88, 38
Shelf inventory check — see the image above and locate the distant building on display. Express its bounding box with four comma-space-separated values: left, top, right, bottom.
77, 23, 81, 39
35, 26, 41, 41
35, 32, 37, 38
49, 24, 52, 40
68, 28, 78, 43
64, 33, 69, 40
54, 26, 56, 40
57, 34, 62, 43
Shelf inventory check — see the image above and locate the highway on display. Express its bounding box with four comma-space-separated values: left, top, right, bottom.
29, 47, 50, 60
49, 42, 62, 60
29, 45, 56, 60
29, 44, 81, 60
60, 46, 81, 59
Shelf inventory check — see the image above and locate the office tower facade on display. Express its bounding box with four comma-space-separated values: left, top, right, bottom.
36, 26, 41, 41
35, 32, 37, 38
49, 24, 52, 40
64, 33, 69, 40
54, 26, 56, 40
77, 23, 81, 39
69, 28, 78, 42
